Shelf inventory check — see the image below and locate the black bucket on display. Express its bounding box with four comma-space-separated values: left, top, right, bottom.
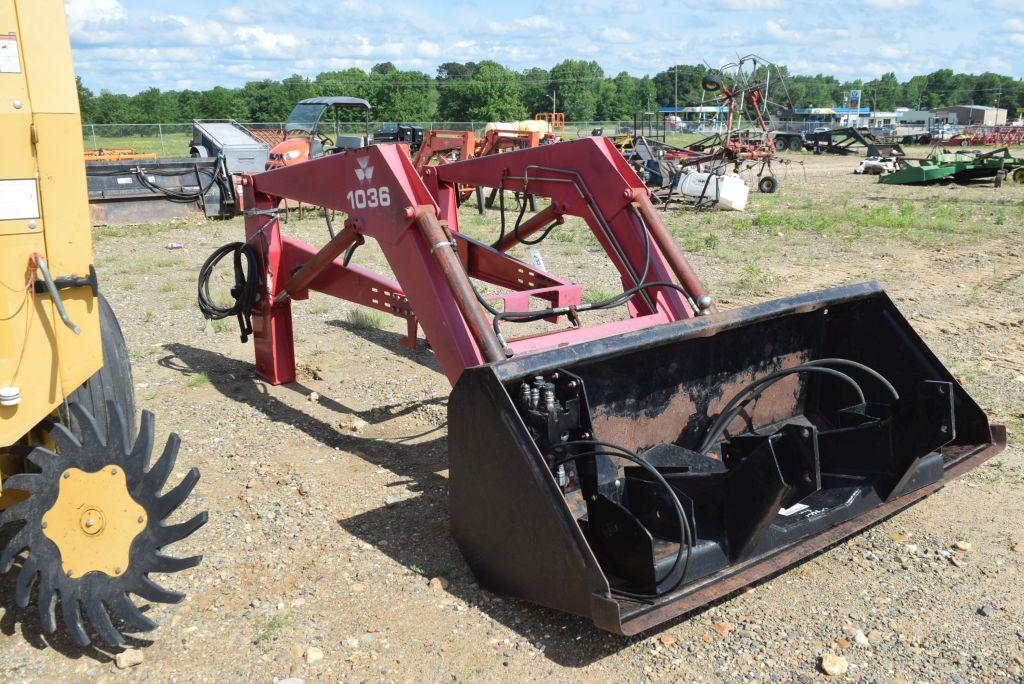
447, 281, 1005, 634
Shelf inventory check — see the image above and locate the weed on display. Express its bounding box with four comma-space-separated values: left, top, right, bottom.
253, 614, 288, 647
158, 281, 178, 293
308, 300, 331, 315
142, 309, 154, 323
348, 308, 387, 330
551, 227, 578, 243
185, 372, 210, 389
734, 263, 778, 295
582, 287, 617, 304
212, 318, 233, 334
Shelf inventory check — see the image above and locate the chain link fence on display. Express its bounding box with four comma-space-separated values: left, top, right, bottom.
81, 120, 735, 157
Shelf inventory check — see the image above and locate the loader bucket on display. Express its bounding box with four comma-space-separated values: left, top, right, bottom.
448, 281, 1005, 635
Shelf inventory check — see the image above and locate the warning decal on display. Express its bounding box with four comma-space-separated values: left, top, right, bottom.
0, 34, 21, 74
0, 179, 40, 221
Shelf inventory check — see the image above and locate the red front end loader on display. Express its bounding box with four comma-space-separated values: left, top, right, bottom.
199, 138, 1005, 635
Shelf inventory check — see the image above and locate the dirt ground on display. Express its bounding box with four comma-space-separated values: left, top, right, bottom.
2, 152, 1023, 683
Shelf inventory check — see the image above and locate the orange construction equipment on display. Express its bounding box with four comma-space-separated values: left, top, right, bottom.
414, 129, 543, 208
412, 130, 477, 171
534, 112, 566, 132
476, 129, 541, 156
83, 147, 158, 162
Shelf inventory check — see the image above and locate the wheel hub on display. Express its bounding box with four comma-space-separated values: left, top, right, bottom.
42, 466, 146, 579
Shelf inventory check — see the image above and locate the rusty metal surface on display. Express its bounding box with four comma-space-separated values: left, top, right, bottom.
492, 281, 885, 382
614, 426, 1007, 635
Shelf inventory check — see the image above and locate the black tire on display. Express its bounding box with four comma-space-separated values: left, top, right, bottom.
758, 175, 779, 194
66, 294, 135, 439
787, 137, 802, 152
773, 138, 785, 152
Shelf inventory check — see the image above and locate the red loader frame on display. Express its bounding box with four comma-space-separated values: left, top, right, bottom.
240, 138, 712, 386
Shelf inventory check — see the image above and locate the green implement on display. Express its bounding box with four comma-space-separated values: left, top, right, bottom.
879, 147, 1023, 186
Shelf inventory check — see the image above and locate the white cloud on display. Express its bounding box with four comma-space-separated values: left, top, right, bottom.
231, 26, 301, 56
64, 0, 125, 32
722, 0, 789, 8
877, 45, 906, 59
487, 15, 561, 34
63, 0, 1024, 97
218, 7, 247, 22
600, 27, 637, 43
864, 0, 919, 7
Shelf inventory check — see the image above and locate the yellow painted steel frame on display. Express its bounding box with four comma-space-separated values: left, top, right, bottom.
0, 2, 101, 491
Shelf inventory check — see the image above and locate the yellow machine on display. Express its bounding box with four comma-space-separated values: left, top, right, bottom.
0, 0, 204, 647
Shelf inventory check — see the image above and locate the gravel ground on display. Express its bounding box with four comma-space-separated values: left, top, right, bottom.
1, 153, 1022, 683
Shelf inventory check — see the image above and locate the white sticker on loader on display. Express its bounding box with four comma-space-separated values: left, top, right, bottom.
0, 34, 21, 74
529, 248, 546, 272
0, 179, 40, 221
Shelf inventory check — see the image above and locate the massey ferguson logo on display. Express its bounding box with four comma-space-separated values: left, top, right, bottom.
355, 156, 374, 183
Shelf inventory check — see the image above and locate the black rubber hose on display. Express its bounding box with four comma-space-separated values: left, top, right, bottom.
698, 357, 899, 455
197, 242, 260, 343
697, 365, 868, 455
549, 440, 691, 599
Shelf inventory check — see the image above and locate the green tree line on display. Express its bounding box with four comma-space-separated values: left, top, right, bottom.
77, 60, 1024, 125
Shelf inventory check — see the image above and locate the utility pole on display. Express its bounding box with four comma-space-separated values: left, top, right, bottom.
674, 65, 678, 114
549, 90, 556, 114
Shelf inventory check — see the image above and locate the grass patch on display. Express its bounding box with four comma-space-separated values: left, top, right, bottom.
734, 263, 778, 295
158, 281, 179, 293
142, 309, 154, 323
347, 308, 388, 330
582, 287, 617, 304
253, 614, 288, 648
308, 300, 331, 315
741, 198, 987, 243
212, 318, 234, 334
185, 372, 210, 389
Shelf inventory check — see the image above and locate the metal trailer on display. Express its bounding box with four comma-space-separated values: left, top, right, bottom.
85, 157, 231, 225
190, 120, 270, 177
803, 127, 905, 157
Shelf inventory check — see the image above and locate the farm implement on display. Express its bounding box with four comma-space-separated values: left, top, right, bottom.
941, 125, 1024, 148
879, 147, 1024, 185
2, 0, 205, 649
196, 135, 1006, 635
803, 127, 905, 157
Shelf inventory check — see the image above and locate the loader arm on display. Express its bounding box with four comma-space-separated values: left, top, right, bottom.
208, 137, 1004, 638
240, 138, 715, 385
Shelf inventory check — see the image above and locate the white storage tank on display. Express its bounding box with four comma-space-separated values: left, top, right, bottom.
677, 171, 749, 211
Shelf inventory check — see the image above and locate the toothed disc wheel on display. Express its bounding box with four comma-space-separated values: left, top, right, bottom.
0, 402, 207, 647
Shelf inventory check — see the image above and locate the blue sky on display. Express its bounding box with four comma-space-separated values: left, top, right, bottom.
66, 0, 1022, 94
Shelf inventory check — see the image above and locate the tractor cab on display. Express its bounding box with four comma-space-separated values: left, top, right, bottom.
267, 96, 371, 169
